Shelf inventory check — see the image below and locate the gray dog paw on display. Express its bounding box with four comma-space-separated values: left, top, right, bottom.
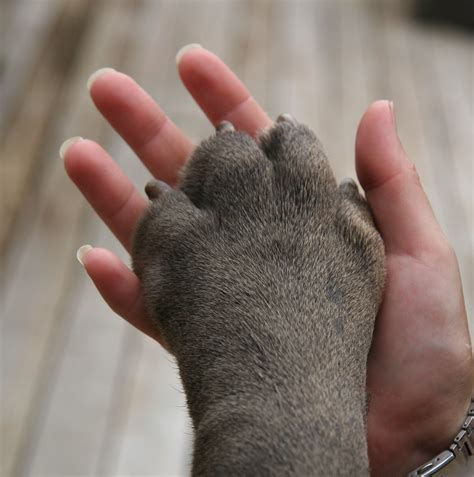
132, 116, 385, 475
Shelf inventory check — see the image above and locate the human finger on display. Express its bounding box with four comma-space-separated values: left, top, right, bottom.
355, 100, 448, 259
62, 138, 148, 251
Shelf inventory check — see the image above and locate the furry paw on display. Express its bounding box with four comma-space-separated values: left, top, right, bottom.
132, 115, 385, 475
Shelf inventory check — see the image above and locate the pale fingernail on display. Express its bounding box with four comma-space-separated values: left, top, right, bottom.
87, 67, 116, 91
59, 136, 83, 160
76, 244, 93, 266
388, 100, 400, 137
388, 100, 395, 124
388, 100, 405, 153
175, 43, 202, 65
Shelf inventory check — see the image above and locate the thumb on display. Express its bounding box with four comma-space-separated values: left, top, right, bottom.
355, 100, 447, 258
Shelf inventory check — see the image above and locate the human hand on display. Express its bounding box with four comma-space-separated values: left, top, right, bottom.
358, 104, 473, 475
63, 46, 473, 475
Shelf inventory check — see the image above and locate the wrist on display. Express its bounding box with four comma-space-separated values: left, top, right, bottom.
369, 394, 472, 476
407, 397, 474, 477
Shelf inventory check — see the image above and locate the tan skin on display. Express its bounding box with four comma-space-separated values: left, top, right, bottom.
63, 47, 473, 476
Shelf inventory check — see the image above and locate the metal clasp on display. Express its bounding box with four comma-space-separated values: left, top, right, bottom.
407, 450, 456, 476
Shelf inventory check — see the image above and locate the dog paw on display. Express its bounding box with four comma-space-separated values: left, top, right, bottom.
133, 115, 384, 372
132, 116, 384, 472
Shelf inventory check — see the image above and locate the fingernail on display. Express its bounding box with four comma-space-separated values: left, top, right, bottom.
175, 43, 202, 65
59, 136, 83, 160
387, 100, 405, 153
388, 100, 397, 130
87, 67, 116, 91
76, 244, 93, 266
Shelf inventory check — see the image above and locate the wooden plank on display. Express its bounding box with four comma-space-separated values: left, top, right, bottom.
294, 1, 345, 176
0, 1, 136, 475
24, 244, 130, 477
266, 0, 300, 122
337, 0, 371, 180
0, 0, 95, 254
0, 0, 59, 130
111, 336, 191, 476
224, 0, 272, 115
430, 31, 473, 319
24, 1, 143, 474
407, 24, 473, 326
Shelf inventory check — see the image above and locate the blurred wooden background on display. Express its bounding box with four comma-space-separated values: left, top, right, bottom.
1, 0, 472, 476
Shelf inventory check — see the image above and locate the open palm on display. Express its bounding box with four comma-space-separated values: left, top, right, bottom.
64, 47, 472, 476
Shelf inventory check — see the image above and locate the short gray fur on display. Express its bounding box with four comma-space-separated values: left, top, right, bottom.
132, 116, 385, 476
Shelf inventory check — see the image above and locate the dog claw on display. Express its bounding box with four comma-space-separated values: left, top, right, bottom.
340, 177, 357, 188
216, 121, 235, 134
145, 180, 171, 200
276, 113, 297, 125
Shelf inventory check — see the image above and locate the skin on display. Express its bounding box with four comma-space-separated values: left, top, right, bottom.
63, 47, 473, 475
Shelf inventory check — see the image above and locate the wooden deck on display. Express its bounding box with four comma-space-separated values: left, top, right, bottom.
1, 1, 472, 475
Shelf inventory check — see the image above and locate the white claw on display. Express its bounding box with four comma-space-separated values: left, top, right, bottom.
340, 177, 358, 189
216, 121, 235, 133
276, 113, 297, 125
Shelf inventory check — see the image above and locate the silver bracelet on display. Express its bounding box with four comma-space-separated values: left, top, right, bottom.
408, 397, 474, 476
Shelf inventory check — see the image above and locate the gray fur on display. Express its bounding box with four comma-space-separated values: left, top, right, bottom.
132, 117, 385, 476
